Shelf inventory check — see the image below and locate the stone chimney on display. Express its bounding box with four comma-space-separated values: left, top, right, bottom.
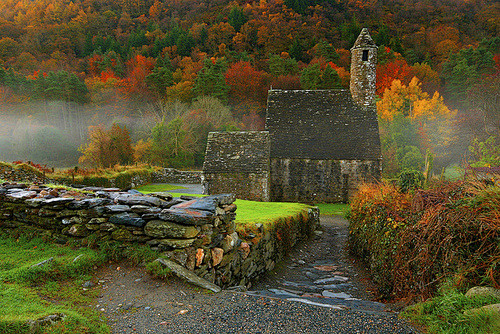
350, 28, 378, 109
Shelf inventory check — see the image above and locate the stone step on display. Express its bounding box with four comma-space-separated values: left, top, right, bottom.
245, 289, 389, 315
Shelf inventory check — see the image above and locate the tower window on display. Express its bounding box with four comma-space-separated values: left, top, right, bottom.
362, 50, 369, 61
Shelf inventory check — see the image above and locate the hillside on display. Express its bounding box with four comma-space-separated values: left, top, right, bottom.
0, 0, 498, 172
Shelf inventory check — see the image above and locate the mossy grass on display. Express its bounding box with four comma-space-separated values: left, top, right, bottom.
42, 183, 92, 194
314, 203, 350, 216
135, 183, 187, 193
0, 231, 168, 334
234, 199, 311, 226
403, 284, 500, 334
0, 232, 109, 333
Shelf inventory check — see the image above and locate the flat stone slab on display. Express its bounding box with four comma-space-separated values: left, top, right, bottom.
148, 192, 174, 201
314, 276, 349, 284
158, 238, 196, 249
171, 197, 218, 213
115, 194, 163, 207
131, 205, 162, 214
103, 205, 131, 213
68, 198, 112, 209
7, 190, 37, 199
156, 257, 221, 293
109, 212, 146, 227
159, 209, 214, 226
171, 194, 236, 213
41, 197, 75, 206
144, 220, 199, 239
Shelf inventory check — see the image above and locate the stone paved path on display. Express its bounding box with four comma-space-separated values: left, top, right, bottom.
247, 215, 390, 314
94, 215, 421, 333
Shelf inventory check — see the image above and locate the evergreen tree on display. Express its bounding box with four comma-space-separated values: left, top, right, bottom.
320, 65, 342, 89
300, 64, 322, 89
32, 71, 89, 104
228, 7, 248, 32
193, 59, 229, 102
317, 40, 340, 63
146, 66, 173, 98
289, 39, 305, 62
268, 55, 299, 77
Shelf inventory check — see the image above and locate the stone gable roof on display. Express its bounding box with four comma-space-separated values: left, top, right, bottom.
351, 27, 377, 50
265, 89, 381, 160
203, 131, 270, 173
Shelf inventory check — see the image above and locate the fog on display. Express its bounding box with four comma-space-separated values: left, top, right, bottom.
0, 101, 149, 167
0, 96, 492, 172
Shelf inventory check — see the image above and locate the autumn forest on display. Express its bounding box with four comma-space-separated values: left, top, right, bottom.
0, 0, 498, 175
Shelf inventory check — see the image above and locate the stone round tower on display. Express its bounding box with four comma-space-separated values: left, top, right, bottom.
350, 28, 378, 109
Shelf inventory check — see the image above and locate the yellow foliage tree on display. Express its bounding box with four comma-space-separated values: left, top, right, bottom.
133, 138, 153, 164
78, 123, 133, 168
377, 77, 456, 175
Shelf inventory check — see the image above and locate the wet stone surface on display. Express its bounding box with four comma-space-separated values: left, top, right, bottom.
247, 215, 390, 315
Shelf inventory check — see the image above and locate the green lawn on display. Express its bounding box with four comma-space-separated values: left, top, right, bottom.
234, 199, 311, 225
0, 233, 110, 334
314, 203, 350, 216
134, 183, 187, 193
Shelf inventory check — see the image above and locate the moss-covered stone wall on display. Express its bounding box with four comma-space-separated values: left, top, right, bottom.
0, 182, 318, 289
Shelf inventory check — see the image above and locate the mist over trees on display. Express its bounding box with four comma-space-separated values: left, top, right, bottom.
0, 0, 498, 173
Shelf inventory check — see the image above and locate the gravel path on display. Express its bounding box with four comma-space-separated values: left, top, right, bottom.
94, 215, 421, 334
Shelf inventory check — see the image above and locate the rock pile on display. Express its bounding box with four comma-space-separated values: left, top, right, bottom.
0, 163, 48, 184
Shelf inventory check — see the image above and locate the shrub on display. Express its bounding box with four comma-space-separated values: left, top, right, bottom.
398, 169, 424, 192
348, 180, 500, 301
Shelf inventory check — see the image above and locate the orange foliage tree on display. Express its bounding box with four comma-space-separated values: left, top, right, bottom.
121, 55, 155, 98
225, 61, 267, 104
376, 58, 414, 97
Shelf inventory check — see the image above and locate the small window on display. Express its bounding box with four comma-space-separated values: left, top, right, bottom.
362, 50, 369, 61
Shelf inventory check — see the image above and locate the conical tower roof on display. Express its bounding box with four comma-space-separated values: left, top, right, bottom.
351, 28, 377, 50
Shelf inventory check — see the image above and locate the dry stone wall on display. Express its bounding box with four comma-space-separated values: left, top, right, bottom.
0, 182, 319, 289
151, 168, 201, 184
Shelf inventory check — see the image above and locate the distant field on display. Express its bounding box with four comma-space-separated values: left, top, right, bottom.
134, 183, 186, 193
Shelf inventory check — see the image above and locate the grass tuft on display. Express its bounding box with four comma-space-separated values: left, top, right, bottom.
403, 286, 500, 334
0, 233, 109, 334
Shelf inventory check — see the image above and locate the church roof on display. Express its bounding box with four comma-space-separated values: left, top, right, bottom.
265, 89, 381, 160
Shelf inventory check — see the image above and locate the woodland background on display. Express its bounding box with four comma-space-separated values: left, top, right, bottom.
0, 0, 498, 176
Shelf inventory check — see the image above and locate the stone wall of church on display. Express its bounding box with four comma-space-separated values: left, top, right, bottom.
270, 159, 381, 203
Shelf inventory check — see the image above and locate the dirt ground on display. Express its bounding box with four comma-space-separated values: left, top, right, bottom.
92, 215, 420, 334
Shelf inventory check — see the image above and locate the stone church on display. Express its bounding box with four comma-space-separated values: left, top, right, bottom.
202, 28, 381, 203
